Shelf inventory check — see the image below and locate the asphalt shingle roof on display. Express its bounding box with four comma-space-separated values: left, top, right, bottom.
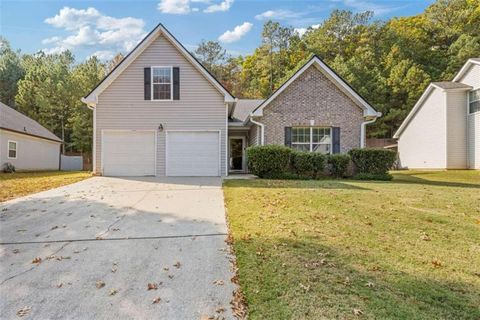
0, 102, 62, 142
432, 81, 472, 89
231, 99, 264, 122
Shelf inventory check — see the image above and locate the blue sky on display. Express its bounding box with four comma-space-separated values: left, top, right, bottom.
1, 0, 435, 60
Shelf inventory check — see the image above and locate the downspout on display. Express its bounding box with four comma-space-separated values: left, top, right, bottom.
83, 99, 96, 174
249, 116, 265, 145
360, 112, 381, 148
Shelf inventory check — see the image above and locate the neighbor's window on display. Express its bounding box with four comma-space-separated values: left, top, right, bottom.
292, 127, 331, 154
8, 141, 17, 159
469, 89, 480, 114
152, 67, 172, 100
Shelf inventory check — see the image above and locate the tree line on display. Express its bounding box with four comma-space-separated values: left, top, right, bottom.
0, 0, 479, 155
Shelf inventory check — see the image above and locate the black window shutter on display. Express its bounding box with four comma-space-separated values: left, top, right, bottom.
332, 127, 340, 154
144, 67, 151, 100
285, 127, 292, 147
173, 67, 180, 100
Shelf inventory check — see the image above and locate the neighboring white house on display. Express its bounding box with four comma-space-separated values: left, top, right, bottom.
394, 58, 480, 169
0, 102, 62, 171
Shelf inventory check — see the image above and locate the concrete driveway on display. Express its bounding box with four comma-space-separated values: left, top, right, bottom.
0, 177, 237, 319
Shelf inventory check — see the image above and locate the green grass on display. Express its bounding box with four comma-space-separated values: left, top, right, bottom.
224, 170, 480, 319
0, 171, 91, 202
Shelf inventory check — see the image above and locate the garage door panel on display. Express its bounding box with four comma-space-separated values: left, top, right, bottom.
103, 131, 156, 176
167, 131, 220, 176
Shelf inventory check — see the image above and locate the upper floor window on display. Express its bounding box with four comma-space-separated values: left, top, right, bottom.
470, 89, 480, 114
8, 140, 17, 159
292, 127, 332, 154
152, 67, 172, 100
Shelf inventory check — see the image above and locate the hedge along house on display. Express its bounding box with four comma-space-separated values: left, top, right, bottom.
82, 24, 380, 177
394, 58, 480, 169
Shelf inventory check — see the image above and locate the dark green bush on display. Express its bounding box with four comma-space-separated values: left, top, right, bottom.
311, 153, 327, 176
247, 145, 292, 178
327, 154, 351, 177
349, 148, 397, 175
352, 173, 393, 181
292, 151, 315, 177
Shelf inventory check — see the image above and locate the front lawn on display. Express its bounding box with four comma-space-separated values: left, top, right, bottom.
224, 170, 480, 319
0, 171, 91, 202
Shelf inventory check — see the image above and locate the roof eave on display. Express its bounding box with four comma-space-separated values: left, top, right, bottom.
452, 58, 480, 82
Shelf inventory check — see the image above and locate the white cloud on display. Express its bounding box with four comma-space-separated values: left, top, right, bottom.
42, 7, 146, 58
255, 9, 304, 21
204, 0, 234, 13
294, 24, 320, 37
218, 22, 253, 43
90, 50, 115, 60
41, 46, 68, 55
158, 0, 191, 14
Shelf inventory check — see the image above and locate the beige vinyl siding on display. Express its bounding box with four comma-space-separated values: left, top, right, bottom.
398, 88, 447, 169
95, 34, 227, 176
446, 91, 468, 168
457, 64, 480, 87
248, 124, 259, 146
468, 112, 480, 169
0, 129, 60, 171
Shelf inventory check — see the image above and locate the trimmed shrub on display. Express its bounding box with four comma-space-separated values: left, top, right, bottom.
327, 154, 351, 178
349, 148, 397, 175
292, 151, 315, 177
247, 145, 292, 178
2, 162, 15, 173
311, 153, 327, 177
352, 173, 393, 181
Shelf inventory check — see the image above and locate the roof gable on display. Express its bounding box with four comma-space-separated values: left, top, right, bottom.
250, 55, 379, 118
453, 58, 480, 82
0, 102, 62, 143
82, 23, 235, 106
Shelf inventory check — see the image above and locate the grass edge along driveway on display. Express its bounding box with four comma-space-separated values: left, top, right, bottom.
224, 170, 480, 320
0, 171, 91, 202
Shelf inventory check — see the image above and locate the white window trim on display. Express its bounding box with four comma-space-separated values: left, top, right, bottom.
291, 127, 332, 154
7, 140, 17, 159
151, 66, 173, 101
468, 88, 480, 114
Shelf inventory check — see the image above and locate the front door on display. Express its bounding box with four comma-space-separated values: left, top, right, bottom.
229, 137, 245, 172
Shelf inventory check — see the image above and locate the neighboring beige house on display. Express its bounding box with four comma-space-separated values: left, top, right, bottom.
394, 58, 480, 169
0, 102, 62, 171
82, 24, 380, 177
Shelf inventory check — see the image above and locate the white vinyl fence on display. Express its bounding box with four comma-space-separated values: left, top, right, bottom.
60, 155, 83, 171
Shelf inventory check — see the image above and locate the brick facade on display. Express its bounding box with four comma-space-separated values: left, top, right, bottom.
259, 65, 364, 153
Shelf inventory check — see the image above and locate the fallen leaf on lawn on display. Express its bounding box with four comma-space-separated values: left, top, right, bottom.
16, 306, 31, 317
57, 283, 63, 288
365, 282, 375, 288
32, 257, 42, 264
111, 266, 118, 273
432, 259, 443, 268
299, 283, 310, 292
173, 261, 181, 268
353, 308, 363, 316
12, 249, 19, 254
343, 277, 351, 285
96, 280, 105, 289
213, 280, 224, 286
420, 232, 431, 241
109, 289, 118, 296
147, 283, 158, 290
474, 272, 480, 277
152, 297, 161, 304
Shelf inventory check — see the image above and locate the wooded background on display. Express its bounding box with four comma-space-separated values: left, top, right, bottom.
1, 0, 479, 155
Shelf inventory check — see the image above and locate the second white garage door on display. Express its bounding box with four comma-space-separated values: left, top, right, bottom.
166, 131, 220, 176
102, 130, 156, 176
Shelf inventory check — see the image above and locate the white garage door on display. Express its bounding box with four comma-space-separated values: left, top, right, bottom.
102, 130, 156, 176
166, 131, 220, 176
